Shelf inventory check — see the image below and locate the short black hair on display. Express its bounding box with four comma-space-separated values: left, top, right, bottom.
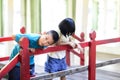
47, 30, 59, 44
59, 18, 75, 37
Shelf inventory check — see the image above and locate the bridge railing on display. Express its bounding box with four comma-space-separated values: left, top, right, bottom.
0, 27, 85, 80
29, 31, 120, 80
30, 31, 120, 80
0, 27, 26, 62
1, 28, 120, 80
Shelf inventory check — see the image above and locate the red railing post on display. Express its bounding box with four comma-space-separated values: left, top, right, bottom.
88, 31, 96, 80
80, 51, 84, 65
20, 26, 26, 34
71, 32, 85, 66
19, 37, 30, 80
80, 32, 85, 65
66, 50, 70, 66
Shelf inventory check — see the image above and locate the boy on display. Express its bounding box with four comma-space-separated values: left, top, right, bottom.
8, 30, 59, 80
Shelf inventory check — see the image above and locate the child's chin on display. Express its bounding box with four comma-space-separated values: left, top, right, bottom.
41, 44, 44, 46
39, 43, 43, 46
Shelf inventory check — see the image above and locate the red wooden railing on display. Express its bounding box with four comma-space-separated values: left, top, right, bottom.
0, 27, 120, 80
66, 32, 85, 66
0, 27, 84, 80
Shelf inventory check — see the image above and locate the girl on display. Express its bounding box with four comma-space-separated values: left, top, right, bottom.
45, 18, 82, 80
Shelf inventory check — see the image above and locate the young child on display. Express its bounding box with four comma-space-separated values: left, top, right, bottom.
45, 18, 82, 80
8, 30, 59, 80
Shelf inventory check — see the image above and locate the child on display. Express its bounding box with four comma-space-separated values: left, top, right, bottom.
45, 18, 82, 80
8, 30, 59, 80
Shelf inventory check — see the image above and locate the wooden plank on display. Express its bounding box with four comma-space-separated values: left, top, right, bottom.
30, 66, 88, 80
96, 58, 120, 68
1, 58, 120, 80
31, 58, 120, 80
66, 69, 120, 80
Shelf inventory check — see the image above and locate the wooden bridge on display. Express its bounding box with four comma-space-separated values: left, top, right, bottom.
0, 27, 120, 80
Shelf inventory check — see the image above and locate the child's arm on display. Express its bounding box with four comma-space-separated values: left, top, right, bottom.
11, 35, 16, 40
57, 36, 77, 48
58, 41, 77, 48
11, 34, 25, 43
58, 36, 83, 52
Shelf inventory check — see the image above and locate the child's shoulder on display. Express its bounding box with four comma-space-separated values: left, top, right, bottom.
59, 35, 69, 43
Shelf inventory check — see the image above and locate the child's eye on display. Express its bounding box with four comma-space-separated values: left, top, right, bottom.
47, 42, 50, 45
69, 33, 73, 35
69, 33, 72, 35
45, 37, 48, 40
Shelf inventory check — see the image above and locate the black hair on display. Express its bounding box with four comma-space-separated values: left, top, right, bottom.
59, 18, 75, 37
47, 30, 59, 44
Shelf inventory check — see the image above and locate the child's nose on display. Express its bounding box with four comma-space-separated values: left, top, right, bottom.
44, 41, 48, 44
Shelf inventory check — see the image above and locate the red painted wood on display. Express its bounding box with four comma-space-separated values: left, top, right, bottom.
32, 45, 72, 55
20, 26, 26, 34
72, 33, 85, 65
19, 37, 30, 80
70, 50, 80, 57
77, 36, 120, 57
0, 57, 9, 61
0, 27, 27, 79
32, 43, 87, 56
88, 40, 96, 80
96, 37, 120, 45
70, 50, 84, 65
0, 26, 25, 43
80, 32, 85, 41
1, 30, 120, 80
0, 37, 13, 42
66, 50, 70, 66
72, 32, 85, 42
88, 31, 96, 80
80, 53, 84, 65
0, 54, 19, 79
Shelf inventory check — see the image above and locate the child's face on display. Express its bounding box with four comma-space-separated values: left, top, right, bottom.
38, 33, 54, 46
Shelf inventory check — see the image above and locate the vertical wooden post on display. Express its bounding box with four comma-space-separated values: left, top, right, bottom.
88, 31, 96, 80
80, 32, 85, 65
20, 26, 26, 34
19, 37, 30, 80
80, 52, 84, 65
66, 50, 70, 66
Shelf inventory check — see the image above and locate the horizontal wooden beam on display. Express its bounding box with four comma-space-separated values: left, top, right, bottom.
31, 58, 120, 80
31, 66, 88, 80
0, 37, 13, 42
0, 57, 9, 61
96, 58, 120, 68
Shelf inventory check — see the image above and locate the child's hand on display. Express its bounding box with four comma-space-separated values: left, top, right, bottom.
11, 35, 15, 40
29, 48, 35, 53
69, 42, 84, 52
76, 43, 84, 52
68, 42, 77, 48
